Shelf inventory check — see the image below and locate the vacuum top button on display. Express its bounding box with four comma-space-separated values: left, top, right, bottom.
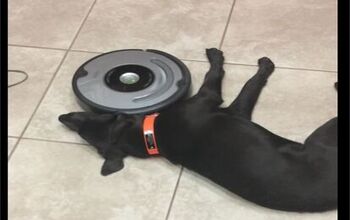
119, 72, 140, 85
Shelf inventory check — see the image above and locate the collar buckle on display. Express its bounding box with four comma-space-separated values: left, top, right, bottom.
143, 113, 160, 155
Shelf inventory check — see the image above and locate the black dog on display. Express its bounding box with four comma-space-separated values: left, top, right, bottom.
59, 48, 337, 212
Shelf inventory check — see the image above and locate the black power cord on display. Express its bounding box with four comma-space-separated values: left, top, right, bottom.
8, 70, 29, 88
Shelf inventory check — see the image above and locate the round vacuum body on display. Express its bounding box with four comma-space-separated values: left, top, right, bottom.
72, 49, 191, 114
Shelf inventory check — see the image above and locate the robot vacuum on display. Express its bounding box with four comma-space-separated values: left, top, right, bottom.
72, 49, 191, 114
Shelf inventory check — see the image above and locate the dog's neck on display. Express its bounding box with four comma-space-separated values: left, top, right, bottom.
116, 113, 184, 163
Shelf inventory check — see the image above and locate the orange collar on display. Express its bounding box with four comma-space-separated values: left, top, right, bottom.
143, 113, 160, 155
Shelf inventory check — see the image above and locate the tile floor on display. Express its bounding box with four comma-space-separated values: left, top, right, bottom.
8, 0, 337, 219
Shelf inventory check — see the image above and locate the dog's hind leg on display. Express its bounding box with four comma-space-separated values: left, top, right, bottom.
304, 117, 337, 148
189, 48, 225, 108
304, 82, 337, 148
223, 57, 275, 120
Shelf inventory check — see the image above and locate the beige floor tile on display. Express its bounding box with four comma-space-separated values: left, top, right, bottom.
8, 46, 65, 136
9, 139, 180, 220
9, 0, 94, 49
221, 0, 337, 71
72, 0, 232, 60
24, 52, 97, 143
8, 138, 18, 156
168, 169, 337, 220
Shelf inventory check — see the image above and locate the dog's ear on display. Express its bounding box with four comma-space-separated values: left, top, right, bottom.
101, 156, 124, 176
99, 113, 132, 155
101, 115, 130, 176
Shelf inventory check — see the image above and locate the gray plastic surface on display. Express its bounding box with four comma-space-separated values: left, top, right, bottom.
76, 50, 185, 110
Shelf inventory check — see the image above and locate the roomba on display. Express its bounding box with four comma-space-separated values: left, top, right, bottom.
72, 49, 191, 114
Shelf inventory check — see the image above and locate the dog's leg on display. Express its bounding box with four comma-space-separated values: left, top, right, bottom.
304, 117, 337, 148
224, 57, 275, 120
305, 84, 337, 148
190, 48, 225, 108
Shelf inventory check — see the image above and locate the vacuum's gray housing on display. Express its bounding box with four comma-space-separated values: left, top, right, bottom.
72, 49, 191, 114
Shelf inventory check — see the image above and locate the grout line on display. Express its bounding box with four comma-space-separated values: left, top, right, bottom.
7, 52, 69, 161
219, 0, 237, 49
19, 137, 89, 146
7, 44, 102, 55
70, 49, 103, 54
67, 0, 98, 52
165, 166, 184, 220
8, 0, 98, 161
8, 138, 21, 159
8, 43, 68, 52
180, 58, 209, 63
181, 58, 337, 73
7, 45, 337, 73
8, 135, 20, 138
221, 62, 338, 73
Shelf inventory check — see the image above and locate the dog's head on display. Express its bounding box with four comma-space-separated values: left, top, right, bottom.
58, 112, 134, 176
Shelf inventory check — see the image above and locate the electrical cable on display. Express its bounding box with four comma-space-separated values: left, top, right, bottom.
8, 70, 29, 88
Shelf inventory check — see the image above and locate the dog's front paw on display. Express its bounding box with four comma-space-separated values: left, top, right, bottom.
258, 57, 275, 71
206, 48, 224, 63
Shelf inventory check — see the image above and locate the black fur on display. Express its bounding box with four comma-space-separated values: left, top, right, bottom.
59, 48, 337, 212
